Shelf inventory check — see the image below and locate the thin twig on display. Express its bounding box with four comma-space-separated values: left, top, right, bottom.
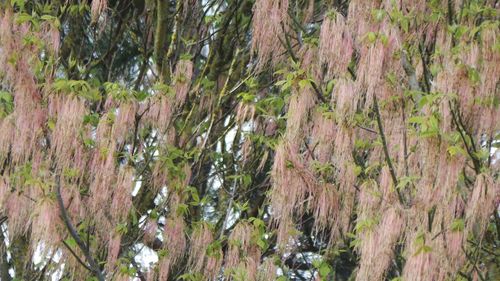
448, 101, 481, 173
373, 95, 405, 206
279, 23, 328, 104
61, 240, 92, 272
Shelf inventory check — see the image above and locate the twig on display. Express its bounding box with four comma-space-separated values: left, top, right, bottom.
448, 101, 481, 173
55, 176, 104, 281
373, 95, 405, 206
400, 93, 409, 177
61, 240, 92, 272
356, 125, 378, 135
279, 23, 328, 104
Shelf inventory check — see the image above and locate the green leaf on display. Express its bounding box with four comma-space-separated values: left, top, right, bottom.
397, 175, 419, 190
450, 219, 465, 232
319, 263, 332, 278
371, 9, 385, 22
473, 149, 489, 161
467, 67, 480, 85
134, 91, 149, 101
366, 32, 377, 43
274, 80, 287, 86
0, 91, 13, 103
298, 79, 311, 89
447, 145, 466, 157
237, 92, 255, 103
180, 53, 193, 60
354, 165, 362, 177
40, 15, 56, 21
408, 116, 425, 124
0, 91, 14, 118
83, 113, 100, 127
326, 79, 336, 94
176, 203, 189, 216
256, 238, 268, 251
401, 17, 409, 33
64, 237, 77, 249
15, 13, 32, 24
130, 209, 138, 226
83, 138, 96, 149
11, 0, 26, 9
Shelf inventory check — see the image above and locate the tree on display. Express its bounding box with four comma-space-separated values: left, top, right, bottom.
0, 0, 498, 280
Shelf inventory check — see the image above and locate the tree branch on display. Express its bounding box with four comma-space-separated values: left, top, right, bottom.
61, 240, 93, 273
279, 23, 328, 104
373, 95, 405, 206
448, 101, 481, 173
55, 176, 105, 281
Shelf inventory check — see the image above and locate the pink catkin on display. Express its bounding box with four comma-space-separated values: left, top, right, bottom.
158, 257, 172, 281
402, 230, 448, 281
285, 84, 317, 145
478, 25, 500, 134
29, 197, 61, 250
465, 174, 498, 237
91, 0, 107, 22
319, 11, 353, 78
0, 176, 9, 210
298, 43, 321, 81
236, 102, 256, 125
270, 142, 316, 235
5, 190, 33, 239
49, 94, 88, 175
309, 109, 336, 163
143, 218, 159, 245
356, 40, 386, 108
311, 183, 340, 235
0, 12, 48, 164
10, 68, 46, 164
251, 0, 289, 68
205, 251, 223, 281
332, 78, 357, 121
161, 215, 187, 278
147, 93, 174, 133
173, 59, 194, 106
106, 232, 121, 272
89, 143, 116, 214
225, 222, 260, 279
60, 182, 84, 222
41, 22, 60, 55
302, 0, 315, 24
257, 258, 277, 281
347, 0, 381, 44
0, 118, 14, 164
444, 230, 465, 273
110, 167, 134, 222
111, 100, 138, 144
187, 223, 223, 279
187, 223, 213, 272
356, 207, 404, 281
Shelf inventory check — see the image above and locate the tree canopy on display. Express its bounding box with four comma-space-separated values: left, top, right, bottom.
0, 0, 499, 280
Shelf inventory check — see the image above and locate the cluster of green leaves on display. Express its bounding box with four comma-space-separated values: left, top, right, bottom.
0, 91, 14, 118
51, 79, 100, 101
